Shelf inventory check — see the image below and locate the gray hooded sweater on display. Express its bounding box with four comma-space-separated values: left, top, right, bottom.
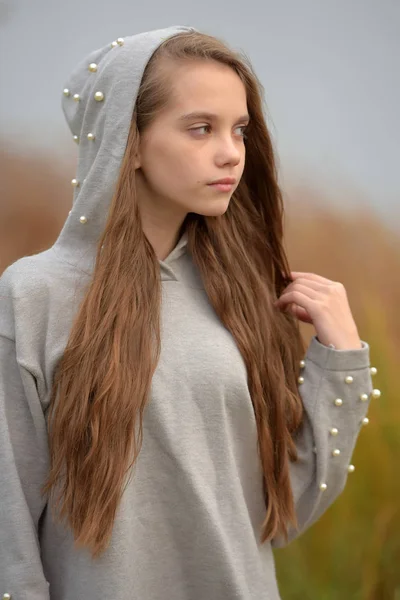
0, 25, 375, 600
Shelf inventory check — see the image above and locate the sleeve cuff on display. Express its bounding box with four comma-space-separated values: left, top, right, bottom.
305, 336, 370, 371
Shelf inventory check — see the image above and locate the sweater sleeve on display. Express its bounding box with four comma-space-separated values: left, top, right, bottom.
271, 335, 375, 548
0, 334, 51, 599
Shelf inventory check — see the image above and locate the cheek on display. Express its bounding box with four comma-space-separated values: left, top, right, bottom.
144, 141, 202, 189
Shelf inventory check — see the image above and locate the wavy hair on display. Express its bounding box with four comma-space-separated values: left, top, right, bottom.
42, 30, 306, 558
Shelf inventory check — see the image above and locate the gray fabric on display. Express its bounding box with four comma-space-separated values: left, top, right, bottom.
0, 25, 374, 600
56, 24, 195, 273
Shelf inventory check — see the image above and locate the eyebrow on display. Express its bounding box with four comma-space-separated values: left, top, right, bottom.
177, 111, 250, 123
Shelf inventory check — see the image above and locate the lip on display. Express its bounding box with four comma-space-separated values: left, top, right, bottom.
208, 177, 237, 185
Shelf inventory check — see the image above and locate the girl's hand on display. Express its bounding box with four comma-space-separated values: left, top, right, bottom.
274, 271, 362, 350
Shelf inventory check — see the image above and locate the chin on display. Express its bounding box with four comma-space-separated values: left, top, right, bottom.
194, 197, 231, 217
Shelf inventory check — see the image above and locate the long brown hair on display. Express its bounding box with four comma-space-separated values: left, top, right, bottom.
42, 30, 306, 558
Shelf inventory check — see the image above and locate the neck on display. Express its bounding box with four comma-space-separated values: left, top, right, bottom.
143, 221, 184, 261
136, 173, 187, 261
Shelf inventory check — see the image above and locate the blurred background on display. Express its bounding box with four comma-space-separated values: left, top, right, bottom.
0, 0, 399, 598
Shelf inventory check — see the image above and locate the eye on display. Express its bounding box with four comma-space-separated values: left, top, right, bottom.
235, 125, 248, 139
189, 124, 249, 138
189, 125, 212, 135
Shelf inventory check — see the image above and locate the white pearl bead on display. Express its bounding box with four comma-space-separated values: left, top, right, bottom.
87, 133, 96, 141
371, 389, 381, 399
89, 63, 98, 72
332, 448, 341, 457
71, 178, 79, 187
360, 393, 369, 402
94, 91, 104, 102
73, 94, 80, 102
345, 375, 354, 384
111, 40, 118, 48
319, 483, 327, 491
334, 398, 343, 406
362, 417, 369, 426
79, 216, 87, 224
63, 88, 70, 97
73, 135, 79, 144
117, 37, 125, 45
3, 593, 11, 600
300, 360, 306, 369
348, 464, 355, 473
370, 367, 377, 376
330, 427, 339, 436
298, 376, 304, 385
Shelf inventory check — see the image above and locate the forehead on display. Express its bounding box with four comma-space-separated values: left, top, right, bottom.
166, 60, 248, 117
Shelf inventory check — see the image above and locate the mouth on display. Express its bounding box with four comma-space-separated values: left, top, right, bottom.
208, 178, 237, 185
207, 177, 237, 192
208, 182, 235, 192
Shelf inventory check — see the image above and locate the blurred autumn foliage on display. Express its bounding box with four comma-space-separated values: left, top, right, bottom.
281, 191, 400, 600
0, 145, 73, 273
0, 143, 399, 599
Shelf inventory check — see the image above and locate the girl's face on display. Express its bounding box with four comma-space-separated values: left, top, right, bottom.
134, 60, 248, 224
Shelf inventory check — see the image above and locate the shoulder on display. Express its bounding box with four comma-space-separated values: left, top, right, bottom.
1, 249, 63, 297
0, 248, 87, 340
0, 251, 55, 339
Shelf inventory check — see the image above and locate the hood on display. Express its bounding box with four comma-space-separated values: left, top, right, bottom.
52, 25, 196, 280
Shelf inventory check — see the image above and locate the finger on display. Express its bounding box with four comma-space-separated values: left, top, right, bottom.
279, 283, 320, 302
290, 304, 314, 323
290, 271, 335, 285
275, 289, 318, 311
284, 279, 332, 293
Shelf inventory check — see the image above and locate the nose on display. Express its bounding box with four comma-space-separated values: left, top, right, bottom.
214, 135, 243, 168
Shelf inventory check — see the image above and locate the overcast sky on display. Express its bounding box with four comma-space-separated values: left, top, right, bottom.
0, 0, 398, 227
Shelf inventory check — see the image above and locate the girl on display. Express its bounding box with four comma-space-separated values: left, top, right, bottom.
0, 25, 378, 600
